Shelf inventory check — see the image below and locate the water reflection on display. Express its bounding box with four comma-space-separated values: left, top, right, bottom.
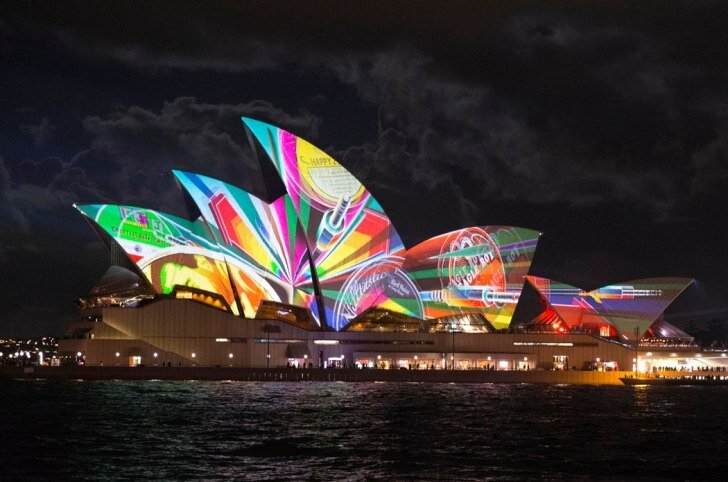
0, 380, 727, 479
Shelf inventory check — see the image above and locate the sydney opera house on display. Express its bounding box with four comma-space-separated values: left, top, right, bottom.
59, 117, 710, 373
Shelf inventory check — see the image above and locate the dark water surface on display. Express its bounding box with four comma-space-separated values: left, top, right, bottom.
1, 380, 727, 480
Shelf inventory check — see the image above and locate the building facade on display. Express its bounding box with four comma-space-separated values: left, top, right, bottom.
60, 116, 705, 372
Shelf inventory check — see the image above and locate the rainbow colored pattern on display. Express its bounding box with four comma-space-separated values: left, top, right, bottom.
403, 226, 540, 330
525, 276, 694, 340
173, 170, 319, 322
75, 117, 691, 336
243, 117, 406, 330
75, 204, 243, 314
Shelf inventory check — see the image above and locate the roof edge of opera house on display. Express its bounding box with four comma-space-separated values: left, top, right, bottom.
59, 115, 702, 373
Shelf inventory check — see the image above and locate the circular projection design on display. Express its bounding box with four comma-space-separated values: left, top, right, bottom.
334, 256, 423, 330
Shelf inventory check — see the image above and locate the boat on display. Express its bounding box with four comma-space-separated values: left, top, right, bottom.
620, 375, 728, 386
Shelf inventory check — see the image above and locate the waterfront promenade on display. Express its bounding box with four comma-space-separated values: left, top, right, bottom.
0, 366, 631, 385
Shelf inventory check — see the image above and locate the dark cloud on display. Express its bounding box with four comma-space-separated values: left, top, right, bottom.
691, 124, 728, 201
2, 1, 728, 334
21, 116, 55, 147
73, 97, 320, 212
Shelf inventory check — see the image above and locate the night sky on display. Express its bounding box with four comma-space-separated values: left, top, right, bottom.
2, 1, 728, 336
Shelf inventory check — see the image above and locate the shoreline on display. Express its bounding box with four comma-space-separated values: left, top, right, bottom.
0, 366, 632, 385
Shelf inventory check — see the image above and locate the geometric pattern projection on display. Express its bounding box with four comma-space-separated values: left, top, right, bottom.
526, 276, 694, 341
242, 117, 407, 330
75, 117, 692, 335
75, 204, 241, 315
173, 170, 320, 323
404, 226, 541, 330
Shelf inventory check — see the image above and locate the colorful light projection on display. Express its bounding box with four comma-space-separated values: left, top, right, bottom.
75, 204, 241, 314
403, 226, 541, 331
526, 276, 694, 340
173, 171, 320, 322
242, 117, 407, 330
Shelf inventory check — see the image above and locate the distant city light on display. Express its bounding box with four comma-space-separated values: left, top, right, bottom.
228, 353, 233, 359
191, 353, 196, 358
153, 352, 158, 358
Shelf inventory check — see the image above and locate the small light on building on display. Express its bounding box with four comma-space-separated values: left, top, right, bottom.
76, 352, 82, 357
266, 354, 271, 359
523, 357, 528, 361
229, 353, 234, 359
646, 352, 652, 357
596, 357, 600, 363
414, 355, 418, 360
377, 355, 381, 360
304, 354, 308, 359
696, 353, 702, 358
115, 352, 120, 357
722, 353, 727, 358
191, 353, 196, 358
153, 352, 158, 358
487, 356, 492, 361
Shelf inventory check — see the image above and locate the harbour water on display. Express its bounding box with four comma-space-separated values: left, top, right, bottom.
2, 380, 727, 480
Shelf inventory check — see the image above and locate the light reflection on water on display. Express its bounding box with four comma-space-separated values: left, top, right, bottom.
1, 380, 727, 480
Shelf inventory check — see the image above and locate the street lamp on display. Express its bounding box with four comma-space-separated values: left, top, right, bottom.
634, 325, 639, 377
451, 322, 457, 370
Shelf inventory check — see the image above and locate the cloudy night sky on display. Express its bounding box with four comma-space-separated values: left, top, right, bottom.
1, 1, 728, 336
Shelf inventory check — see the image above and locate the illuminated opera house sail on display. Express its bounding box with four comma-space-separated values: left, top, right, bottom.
65, 116, 698, 372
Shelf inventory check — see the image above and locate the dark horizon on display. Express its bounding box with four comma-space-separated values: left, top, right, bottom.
2, 1, 728, 336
